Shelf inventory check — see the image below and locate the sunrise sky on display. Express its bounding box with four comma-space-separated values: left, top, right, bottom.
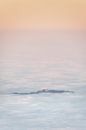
0, 0, 86, 30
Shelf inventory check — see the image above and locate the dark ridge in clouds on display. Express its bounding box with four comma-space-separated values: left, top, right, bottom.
12, 89, 74, 95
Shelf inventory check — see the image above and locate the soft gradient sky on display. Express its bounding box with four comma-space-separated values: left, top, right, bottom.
0, 0, 86, 30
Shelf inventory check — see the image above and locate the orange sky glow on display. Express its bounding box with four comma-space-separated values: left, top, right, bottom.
0, 0, 86, 30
